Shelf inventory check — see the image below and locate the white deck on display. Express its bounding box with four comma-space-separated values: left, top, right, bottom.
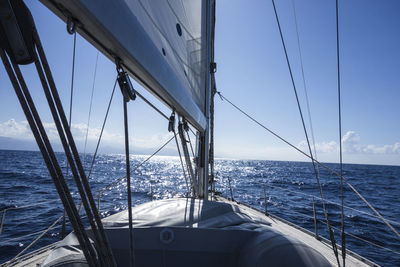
2, 197, 378, 267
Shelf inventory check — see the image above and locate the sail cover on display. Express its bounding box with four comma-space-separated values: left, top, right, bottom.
39, 0, 210, 131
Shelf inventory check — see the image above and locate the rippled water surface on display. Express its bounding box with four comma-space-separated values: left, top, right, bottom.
0, 150, 399, 266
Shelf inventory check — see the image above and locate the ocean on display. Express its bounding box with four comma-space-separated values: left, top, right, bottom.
0, 149, 399, 266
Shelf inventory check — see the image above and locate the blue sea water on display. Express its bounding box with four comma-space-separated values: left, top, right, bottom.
0, 149, 399, 266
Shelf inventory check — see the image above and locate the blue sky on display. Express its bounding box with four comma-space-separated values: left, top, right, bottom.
0, 0, 399, 165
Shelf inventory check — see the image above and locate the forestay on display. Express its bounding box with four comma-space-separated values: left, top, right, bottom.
39, 0, 209, 131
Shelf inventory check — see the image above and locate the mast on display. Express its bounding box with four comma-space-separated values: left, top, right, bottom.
197, 0, 215, 199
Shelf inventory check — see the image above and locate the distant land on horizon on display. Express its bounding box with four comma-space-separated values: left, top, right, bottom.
0, 136, 177, 157
1, 136, 399, 168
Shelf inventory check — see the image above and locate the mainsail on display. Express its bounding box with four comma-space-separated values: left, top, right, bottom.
39, 0, 210, 131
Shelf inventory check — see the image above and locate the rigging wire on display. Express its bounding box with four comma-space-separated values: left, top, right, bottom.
86, 76, 168, 181
0, 199, 61, 213
267, 202, 400, 256
266, 184, 400, 226
68, 33, 76, 130
178, 121, 196, 195
270, 1, 340, 264
290, 0, 319, 163
0, 199, 61, 237
122, 92, 135, 267
133, 88, 169, 121
87, 78, 118, 180
0, 211, 90, 246
62, 31, 77, 239
336, 0, 346, 265
174, 131, 191, 196
83, 52, 99, 168
216, 91, 400, 240
97, 133, 177, 204
188, 125, 197, 137
0, 224, 60, 245
318, 219, 400, 257
8, 214, 64, 263
186, 129, 195, 158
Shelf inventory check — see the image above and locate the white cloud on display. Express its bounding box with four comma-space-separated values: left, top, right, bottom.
2, 119, 398, 161
394, 142, 400, 154
298, 140, 338, 154
298, 130, 400, 155
0, 119, 175, 152
0, 119, 32, 139
134, 133, 173, 148
0, 119, 122, 144
342, 131, 360, 153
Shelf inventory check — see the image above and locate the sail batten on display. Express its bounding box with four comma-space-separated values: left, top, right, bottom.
39, 0, 208, 131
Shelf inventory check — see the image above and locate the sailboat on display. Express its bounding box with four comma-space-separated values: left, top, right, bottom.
0, 0, 397, 266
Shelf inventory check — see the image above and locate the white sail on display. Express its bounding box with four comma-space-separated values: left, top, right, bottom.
39, 0, 209, 131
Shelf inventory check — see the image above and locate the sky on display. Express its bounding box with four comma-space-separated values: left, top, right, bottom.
0, 0, 399, 166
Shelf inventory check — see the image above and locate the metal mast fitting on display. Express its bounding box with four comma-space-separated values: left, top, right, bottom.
0, 0, 35, 64
117, 62, 137, 102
